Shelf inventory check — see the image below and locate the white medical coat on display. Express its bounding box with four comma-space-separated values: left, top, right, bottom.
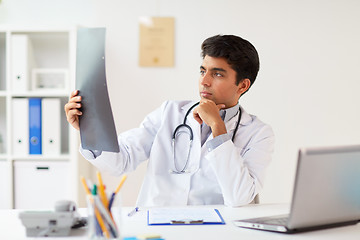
80, 100, 275, 207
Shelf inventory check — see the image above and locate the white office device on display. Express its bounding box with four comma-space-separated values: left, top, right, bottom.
233, 145, 360, 233
19, 200, 86, 237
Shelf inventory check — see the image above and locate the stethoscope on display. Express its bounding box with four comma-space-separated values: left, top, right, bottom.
171, 102, 242, 174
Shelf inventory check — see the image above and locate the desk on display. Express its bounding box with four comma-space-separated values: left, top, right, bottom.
1, 204, 359, 240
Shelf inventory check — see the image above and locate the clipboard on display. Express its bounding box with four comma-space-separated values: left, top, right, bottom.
147, 208, 225, 225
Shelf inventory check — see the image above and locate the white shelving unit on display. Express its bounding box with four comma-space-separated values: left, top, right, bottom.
0, 26, 79, 209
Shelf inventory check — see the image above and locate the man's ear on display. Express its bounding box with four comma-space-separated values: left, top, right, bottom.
237, 78, 251, 96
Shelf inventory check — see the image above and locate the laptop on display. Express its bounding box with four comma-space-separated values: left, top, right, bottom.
233, 145, 360, 233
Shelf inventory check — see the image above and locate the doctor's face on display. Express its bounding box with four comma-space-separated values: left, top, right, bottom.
199, 56, 243, 108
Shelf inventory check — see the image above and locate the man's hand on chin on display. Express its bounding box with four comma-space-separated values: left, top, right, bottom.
193, 99, 227, 137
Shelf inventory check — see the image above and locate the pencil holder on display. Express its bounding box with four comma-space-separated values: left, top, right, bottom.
86, 194, 122, 240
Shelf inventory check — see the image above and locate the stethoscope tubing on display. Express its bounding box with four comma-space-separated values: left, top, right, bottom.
171, 101, 242, 174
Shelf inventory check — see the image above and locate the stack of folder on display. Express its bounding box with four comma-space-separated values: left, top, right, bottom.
12, 97, 61, 155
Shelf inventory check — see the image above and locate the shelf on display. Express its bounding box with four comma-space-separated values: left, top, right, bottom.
0, 27, 79, 209
1, 26, 75, 33
11, 154, 71, 161
11, 91, 70, 98
0, 90, 71, 97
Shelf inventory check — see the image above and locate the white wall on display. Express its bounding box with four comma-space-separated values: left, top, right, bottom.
2, 0, 360, 206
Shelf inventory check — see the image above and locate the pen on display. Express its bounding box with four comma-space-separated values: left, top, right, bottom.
108, 175, 127, 210
81, 177, 102, 235
80, 176, 91, 195
128, 207, 139, 217
91, 185, 103, 236
96, 171, 109, 208
93, 194, 119, 238
91, 184, 111, 239
114, 175, 128, 194
80, 177, 110, 238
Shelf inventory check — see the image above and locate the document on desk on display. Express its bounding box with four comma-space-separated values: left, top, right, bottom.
147, 208, 225, 225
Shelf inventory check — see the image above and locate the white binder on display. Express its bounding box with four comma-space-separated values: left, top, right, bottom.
11, 34, 35, 92
42, 98, 61, 155
12, 98, 29, 155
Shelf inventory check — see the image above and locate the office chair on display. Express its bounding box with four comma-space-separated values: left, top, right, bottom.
251, 194, 260, 204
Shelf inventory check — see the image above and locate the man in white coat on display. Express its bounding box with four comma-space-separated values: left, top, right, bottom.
65, 35, 275, 207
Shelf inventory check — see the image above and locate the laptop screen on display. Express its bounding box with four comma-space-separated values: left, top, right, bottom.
288, 145, 360, 229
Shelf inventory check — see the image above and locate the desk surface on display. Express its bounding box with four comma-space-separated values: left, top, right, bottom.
1, 203, 359, 240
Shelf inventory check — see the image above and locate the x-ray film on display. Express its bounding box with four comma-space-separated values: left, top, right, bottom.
76, 28, 119, 152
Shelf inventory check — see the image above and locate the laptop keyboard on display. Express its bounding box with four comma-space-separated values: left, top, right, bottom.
261, 216, 289, 225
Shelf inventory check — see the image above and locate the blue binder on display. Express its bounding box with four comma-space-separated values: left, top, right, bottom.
29, 98, 42, 154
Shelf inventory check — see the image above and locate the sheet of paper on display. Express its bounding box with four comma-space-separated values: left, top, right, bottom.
75, 27, 119, 152
148, 208, 223, 225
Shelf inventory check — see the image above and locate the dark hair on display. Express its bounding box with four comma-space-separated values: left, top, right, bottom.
201, 35, 260, 93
